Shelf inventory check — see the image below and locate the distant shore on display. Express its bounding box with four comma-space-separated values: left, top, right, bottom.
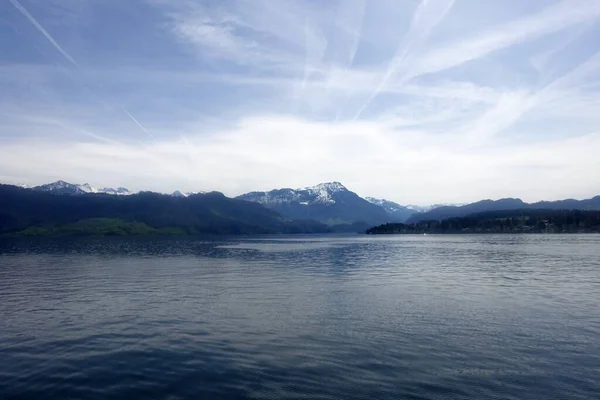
366, 210, 600, 235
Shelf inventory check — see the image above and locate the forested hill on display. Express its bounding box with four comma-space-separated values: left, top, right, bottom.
406, 196, 600, 223
367, 209, 600, 234
0, 185, 330, 236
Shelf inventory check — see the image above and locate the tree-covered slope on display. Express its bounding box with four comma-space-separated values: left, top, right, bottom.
406, 196, 600, 223
0, 185, 329, 236
368, 209, 600, 234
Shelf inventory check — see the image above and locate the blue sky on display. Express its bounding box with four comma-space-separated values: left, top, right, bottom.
1, 0, 599, 204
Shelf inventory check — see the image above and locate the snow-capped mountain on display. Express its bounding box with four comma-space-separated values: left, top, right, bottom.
237, 182, 390, 228
406, 203, 467, 213
99, 187, 132, 196
365, 198, 470, 222
171, 190, 206, 197
77, 183, 132, 195
171, 190, 187, 198
32, 181, 132, 196
239, 182, 349, 206
78, 183, 99, 193
365, 197, 407, 213
33, 180, 87, 195
365, 197, 415, 223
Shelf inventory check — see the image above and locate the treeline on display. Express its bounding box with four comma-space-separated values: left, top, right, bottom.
367, 209, 600, 234
0, 185, 330, 236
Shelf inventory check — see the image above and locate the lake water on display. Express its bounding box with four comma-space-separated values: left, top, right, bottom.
1, 234, 599, 399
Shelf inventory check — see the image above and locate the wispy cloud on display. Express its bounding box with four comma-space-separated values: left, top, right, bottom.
9, 0, 155, 140
1, 115, 598, 203
354, 0, 455, 118
412, 0, 600, 78
2, 0, 600, 202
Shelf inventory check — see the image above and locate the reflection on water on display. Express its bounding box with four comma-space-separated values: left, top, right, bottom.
1, 234, 600, 399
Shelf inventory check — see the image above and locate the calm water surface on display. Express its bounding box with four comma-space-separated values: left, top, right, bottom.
1, 234, 599, 399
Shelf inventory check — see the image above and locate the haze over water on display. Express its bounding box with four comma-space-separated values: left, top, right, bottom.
1, 234, 599, 399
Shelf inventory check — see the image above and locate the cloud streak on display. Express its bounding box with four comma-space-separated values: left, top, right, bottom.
0, 115, 598, 203
354, 0, 455, 118
9, 0, 155, 140
2, 0, 600, 203
412, 0, 600, 78
8, 0, 80, 68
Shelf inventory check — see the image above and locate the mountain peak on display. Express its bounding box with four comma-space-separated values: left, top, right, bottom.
78, 183, 98, 193
33, 180, 85, 195
366, 197, 405, 212
300, 182, 347, 204
237, 182, 389, 227
53, 180, 72, 187
32, 180, 132, 196
307, 182, 347, 192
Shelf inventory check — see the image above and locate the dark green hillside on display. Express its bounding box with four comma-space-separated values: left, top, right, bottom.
368, 209, 600, 234
0, 185, 329, 236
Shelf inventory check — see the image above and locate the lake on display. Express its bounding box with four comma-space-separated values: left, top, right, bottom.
1, 234, 599, 399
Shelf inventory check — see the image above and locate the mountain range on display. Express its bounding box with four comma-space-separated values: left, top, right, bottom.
31, 181, 207, 199
236, 182, 393, 230
364, 197, 427, 222
25, 180, 465, 224
8, 180, 600, 232
32, 180, 133, 196
0, 184, 329, 236
406, 197, 600, 223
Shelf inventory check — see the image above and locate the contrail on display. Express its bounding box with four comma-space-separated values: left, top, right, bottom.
123, 108, 155, 139
9, 0, 155, 139
353, 0, 455, 120
8, 0, 79, 68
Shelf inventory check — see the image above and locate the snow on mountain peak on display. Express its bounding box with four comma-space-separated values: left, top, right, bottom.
367, 198, 468, 214
365, 197, 406, 213
406, 203, 467, 212
301, 182, 348, 204
238, 182, 350, 206
100, 187, 133, 195
308, 182, 347, 192
170, 190, 207, 197
78, 183, 98, 193
31, 180, 133, 195
53, 180, 72, 188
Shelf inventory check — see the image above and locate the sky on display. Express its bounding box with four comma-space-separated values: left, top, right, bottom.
1, 0, 599, 204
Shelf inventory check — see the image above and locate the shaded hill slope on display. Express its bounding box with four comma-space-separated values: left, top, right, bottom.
0, 185, 329, 235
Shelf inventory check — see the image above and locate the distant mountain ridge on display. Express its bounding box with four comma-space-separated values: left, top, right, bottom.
33, 180, 133, 196
237, 182, 391, 229
405, 203, 467, 213
14, 180, 600, 227
407, 196, 600, 223
0, 184, 329, 236
28, 180, 211, 198
364, 197, 415, 222
171, 190, 205, 198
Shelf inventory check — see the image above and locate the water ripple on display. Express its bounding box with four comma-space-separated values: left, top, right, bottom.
1, 234, 599, 399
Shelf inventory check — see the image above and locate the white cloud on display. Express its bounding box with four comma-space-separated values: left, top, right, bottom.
1, 114, 599, 204
2, 0, 600, 204
354, 0, 456, 118
412, 0, 600, 78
